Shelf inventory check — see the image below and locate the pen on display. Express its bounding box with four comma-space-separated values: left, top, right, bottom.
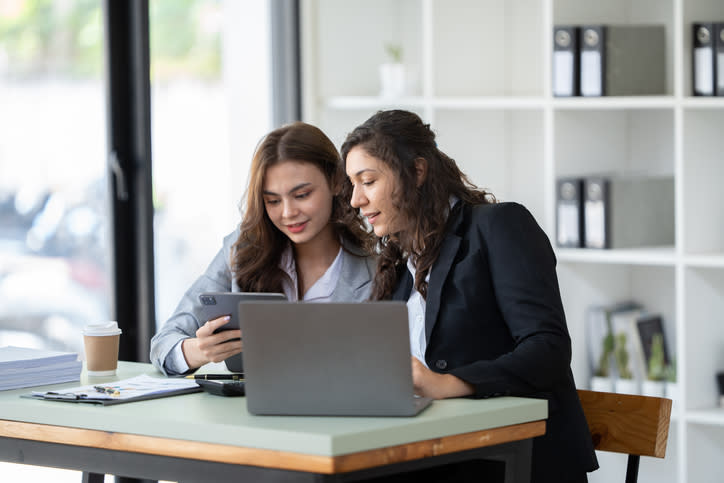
45, 392, 87, 400
188, 373, 244, 380
94, 385, 120, 396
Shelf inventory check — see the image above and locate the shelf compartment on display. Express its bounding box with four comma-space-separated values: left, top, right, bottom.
553, 0, 675, 97
681, 0, 724, 98
557, 263, 676, 392
431, 0, 544, 97
311, 0, 423, 98
684, 267, 724, 411
434, 109, 545, 223
682, 110, 724, 254
686, 424, 724, 483
555, 109, 675, 177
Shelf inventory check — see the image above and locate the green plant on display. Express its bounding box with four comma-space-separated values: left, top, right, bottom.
384, 43, 403, 63
664, 357, 677, 383
595, 332, 614, 377
614, 332, 633, 379
647, 333, 667, 381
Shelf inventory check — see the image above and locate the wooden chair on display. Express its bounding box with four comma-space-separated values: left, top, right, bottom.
577, 390, 672, 483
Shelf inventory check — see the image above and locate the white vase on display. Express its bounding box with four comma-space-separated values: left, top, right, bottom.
615, 378, 640, 395
590, 376, 614, 392
379, 63, 406, 98
641, 380, 666, 397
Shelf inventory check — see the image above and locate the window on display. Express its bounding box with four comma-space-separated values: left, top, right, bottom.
150, 0, 273, 328
0, 0, 110, 354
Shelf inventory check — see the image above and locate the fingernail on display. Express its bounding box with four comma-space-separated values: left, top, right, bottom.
224, 316, 231, 320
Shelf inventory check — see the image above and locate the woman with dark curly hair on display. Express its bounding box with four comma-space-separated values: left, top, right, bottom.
342, 110, 597, 483
151, 122, 376, 376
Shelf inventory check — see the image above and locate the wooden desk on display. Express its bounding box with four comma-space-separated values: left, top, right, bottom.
0, 362, 546, 482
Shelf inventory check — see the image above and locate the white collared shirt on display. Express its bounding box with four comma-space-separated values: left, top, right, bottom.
406, 259, 430, 368
278, 243, 344, 302
167, 244, 344, 373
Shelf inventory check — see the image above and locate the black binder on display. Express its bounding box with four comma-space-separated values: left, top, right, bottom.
716, 23, 724, 96
552, 26, 580, 97
580, 25, 606, 97
556, 178, 584, 247
583, 177, 609, 248
579, 25, 666, 97
693, 23, 716, 96
583, 176, 675, 249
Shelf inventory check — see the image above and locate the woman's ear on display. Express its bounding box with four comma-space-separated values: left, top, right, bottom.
414, 157, 428, 187
331, 174, 343, 196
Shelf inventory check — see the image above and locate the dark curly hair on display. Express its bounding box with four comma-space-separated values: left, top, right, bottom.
232, 122, 374, 292
341, 110, 495, 300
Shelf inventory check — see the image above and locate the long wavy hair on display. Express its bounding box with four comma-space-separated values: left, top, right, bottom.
232, 122, 374, 292
341, 110, 495, 300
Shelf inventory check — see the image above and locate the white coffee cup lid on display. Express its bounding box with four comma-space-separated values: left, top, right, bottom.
83, 321, 122, 336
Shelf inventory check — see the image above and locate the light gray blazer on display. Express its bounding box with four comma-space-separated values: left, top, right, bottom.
150, 229, 377, 375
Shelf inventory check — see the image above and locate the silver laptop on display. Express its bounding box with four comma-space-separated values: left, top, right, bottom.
238, 301, 433, 417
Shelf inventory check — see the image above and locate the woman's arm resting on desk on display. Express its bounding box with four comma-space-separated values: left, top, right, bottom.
182, 316, 243, 370
412, 357, 474, 399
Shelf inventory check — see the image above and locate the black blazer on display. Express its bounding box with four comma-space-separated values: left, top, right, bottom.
391, 202, 598, 483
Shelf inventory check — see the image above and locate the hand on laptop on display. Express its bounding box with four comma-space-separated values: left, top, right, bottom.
181, 316, 243, 370
411, 356, 474, 400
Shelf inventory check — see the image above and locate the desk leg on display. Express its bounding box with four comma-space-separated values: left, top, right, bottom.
82, 472, 104, 483
80, 473, 157, 483
500, 438, 532, 483
115, 476, 157, 483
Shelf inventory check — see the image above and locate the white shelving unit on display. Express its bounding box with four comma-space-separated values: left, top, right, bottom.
300, 1, 724, 482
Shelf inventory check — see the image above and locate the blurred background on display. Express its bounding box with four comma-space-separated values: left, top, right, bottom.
0, 0, 269, 357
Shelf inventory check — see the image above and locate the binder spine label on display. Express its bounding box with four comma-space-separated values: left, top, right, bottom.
553, 26, 579, 97
693, 23, 715, 96
556, 178, 584, 247
580, 26, 605, 97
583, 178, 609, 249
581, 50, 602, 96
553, 50, 575, 96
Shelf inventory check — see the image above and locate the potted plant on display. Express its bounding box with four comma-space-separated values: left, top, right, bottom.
613, 332, 639, 395
591, 324, 615, 392
641, 333, 666, 397
379, 43, 405, 98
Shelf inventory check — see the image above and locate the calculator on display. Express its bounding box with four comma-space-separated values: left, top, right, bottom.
195, 379, 246, 397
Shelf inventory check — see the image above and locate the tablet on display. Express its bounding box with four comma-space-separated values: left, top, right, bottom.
198, 292, 287, 332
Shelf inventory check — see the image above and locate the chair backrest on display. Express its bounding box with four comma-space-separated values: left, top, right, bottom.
577, 389, 672, 483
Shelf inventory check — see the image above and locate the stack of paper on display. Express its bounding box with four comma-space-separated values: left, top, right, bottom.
0, 346, 82, 391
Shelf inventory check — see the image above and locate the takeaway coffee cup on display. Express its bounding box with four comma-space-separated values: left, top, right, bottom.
83, 321, 122, 376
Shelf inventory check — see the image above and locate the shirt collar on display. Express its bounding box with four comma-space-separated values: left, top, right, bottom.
278, 242, 344, 301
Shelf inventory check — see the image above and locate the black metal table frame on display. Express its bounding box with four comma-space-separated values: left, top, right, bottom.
1, 435, 532, 483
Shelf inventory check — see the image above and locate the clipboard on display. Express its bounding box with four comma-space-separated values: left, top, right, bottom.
23, 374, 202, 406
